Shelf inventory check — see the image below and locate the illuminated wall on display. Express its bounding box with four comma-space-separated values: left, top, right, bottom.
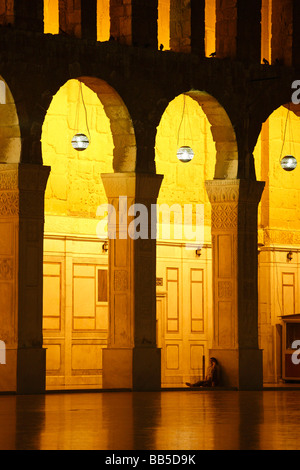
97, 0, 110, 42
155, 94, 215, 242
254, 105, 300, 234
42, 79, 114, 234
44, 0, 59, 34
41, 79, 114, 390
254, 105, 300, 383
158, 0, 170, 50
41, 86, 216, 388
261, 0, 271, 63
205, 0, 216, 57
44, 0, 110, 40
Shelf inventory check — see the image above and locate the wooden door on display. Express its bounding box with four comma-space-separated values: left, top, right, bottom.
156, 257, 209, 387
43, 249, 109, 390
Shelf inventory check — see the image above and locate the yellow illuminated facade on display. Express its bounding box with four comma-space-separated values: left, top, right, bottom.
41, 77, 300, 388
35, 1, 300, 390
41, 83, 218, 388
41, 80, 113, 389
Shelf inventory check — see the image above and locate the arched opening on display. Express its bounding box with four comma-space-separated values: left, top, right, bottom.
158, 0, 171, 50
254, 103, 300, 384
205, 0, 216, 57
155, 91, 237, 387
97, 0, 110, 42
41, 77, 136, 390
261, 0, 271, 64
0, 76, 21, 164
44, 0, 59, 34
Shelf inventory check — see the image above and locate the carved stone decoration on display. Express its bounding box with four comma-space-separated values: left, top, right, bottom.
211, 203, 238, 229
0, 258, 13, 280
205, 179, 240, 203
0, 191, 19, 216
205, 179, 265, 206
218, 280, 233, 298
0, 171, 18, 190
265, 229, 300, 246
114, 269, 128, 291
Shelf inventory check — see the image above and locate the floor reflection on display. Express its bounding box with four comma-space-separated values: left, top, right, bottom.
0, 390, 299, 449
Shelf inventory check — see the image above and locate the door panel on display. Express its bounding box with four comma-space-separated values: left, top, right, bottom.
157, 256, 209, 387
43, 249, 108, 390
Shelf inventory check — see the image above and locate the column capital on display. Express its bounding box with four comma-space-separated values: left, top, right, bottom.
205, 179, 265, 205
101, 172, 164, 201
0, 163, 50, 219
0, 163, 50, 190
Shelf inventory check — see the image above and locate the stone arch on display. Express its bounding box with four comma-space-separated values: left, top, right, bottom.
42, 76, 136, 173
254, 101, 300, 175
254, 102, 300, 225
185, 91, 238, 180
156, 90, 238, 180
0, 75, 21, 164
78, 77, 136, 173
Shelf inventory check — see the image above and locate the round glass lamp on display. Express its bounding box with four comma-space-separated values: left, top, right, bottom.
177, 146, 194, 163
280, 155, 297, 171
72, 133, 90, 151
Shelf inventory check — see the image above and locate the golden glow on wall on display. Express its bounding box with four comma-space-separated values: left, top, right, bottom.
158, 0, 170, 50
261, 0, 271, 63
155, 94, 216, 240
41, 79, 114, 229
205, 0, 216, 57
97, 0, 110, 42
254, 105, 300, 232
44, 0, 59, 35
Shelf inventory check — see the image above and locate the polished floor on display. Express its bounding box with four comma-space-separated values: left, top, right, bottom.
1, 390, 300, 450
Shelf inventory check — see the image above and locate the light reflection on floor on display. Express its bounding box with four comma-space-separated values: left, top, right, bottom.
0, 390, 300, 450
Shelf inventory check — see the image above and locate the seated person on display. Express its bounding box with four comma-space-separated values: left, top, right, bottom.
186, 357, 219, 387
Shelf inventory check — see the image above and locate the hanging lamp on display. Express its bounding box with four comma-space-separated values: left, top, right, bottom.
72, 133, 89, 151
280, 105, 297, 171
72, 81, 91, 151
176, 95, 194, 163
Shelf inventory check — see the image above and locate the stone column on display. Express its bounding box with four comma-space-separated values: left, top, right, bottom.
101, 172, 163, 390
0, 163, 50, 393
110, 0, 158, 48
59, 0, 81, 37
205, 179, 265, 390
216, 0, 261, 62
81, 0, 97, 41
14, 0, 44, 32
